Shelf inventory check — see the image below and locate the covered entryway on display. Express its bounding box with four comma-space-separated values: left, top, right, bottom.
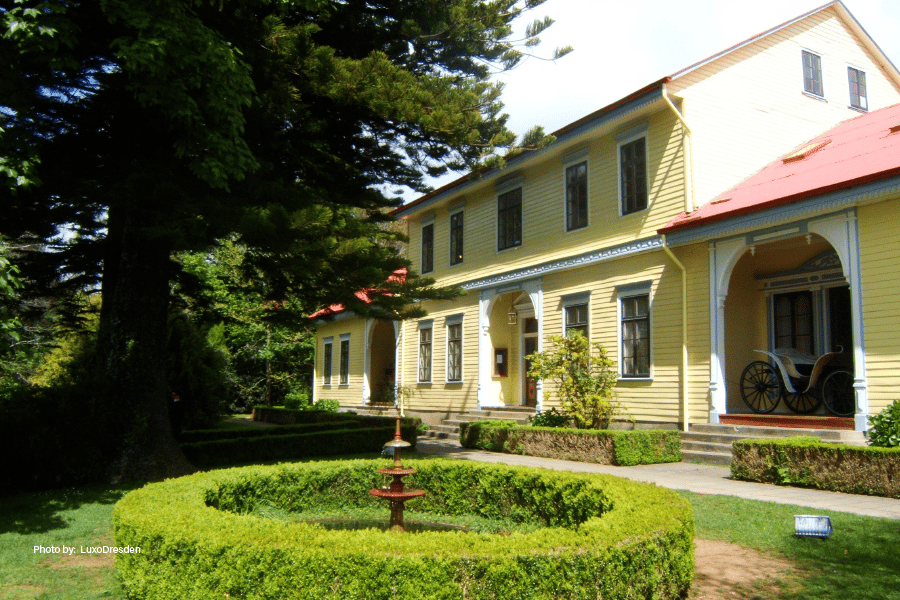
365, 319, 398, 404
477, 279, 543, 409
708, 212, 869, 430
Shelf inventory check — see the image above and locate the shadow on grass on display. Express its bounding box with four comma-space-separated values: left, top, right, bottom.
0, 482, 142, 535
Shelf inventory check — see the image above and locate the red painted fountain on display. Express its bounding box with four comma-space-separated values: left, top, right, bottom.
369, 414, 425, 531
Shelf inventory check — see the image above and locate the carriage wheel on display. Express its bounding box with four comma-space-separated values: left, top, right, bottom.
740, 361, 782, 414
783, 389, 822, 414
822, 370, 854, 417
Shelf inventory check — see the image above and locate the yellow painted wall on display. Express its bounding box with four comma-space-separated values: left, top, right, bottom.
670, 7, 900, 204
407, 107, 686, 289
313, 317, 368, 406
858, 197, 900, 414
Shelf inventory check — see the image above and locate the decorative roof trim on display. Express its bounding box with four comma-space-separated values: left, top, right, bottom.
459, 236, 662, 291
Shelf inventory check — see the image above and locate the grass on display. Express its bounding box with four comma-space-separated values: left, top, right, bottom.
678, 491, 900, 600
2, 469, 897, 600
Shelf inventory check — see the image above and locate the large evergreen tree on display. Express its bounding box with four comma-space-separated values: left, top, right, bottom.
1, 0, 569, 480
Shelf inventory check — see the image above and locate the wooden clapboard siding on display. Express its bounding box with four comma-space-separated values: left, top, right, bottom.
670, 7, 900, 205
313, 317, 368, 405
858, 198, 900, 413
408, 108, 686, 288
398, 293, 480, 413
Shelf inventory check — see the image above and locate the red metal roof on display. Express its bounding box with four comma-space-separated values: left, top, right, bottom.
309, 268, 407, 319
660, 103, 900, 234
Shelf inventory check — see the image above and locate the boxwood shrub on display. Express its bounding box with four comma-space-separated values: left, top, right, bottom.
732, 437, 900, 498
181, 423, 418, 469
180, 420, 359, 444
459, 421, 682, 465
114, 459, 694, 600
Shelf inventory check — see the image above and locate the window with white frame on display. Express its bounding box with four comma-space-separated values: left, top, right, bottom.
421, 221, 434, 273
497, 187, 522, 251
322, 337, 333, 385
848, 66, 867, 111
418, 322, 433, 383
446, 316, 463, 382
617, 128, 648, 216
449, 210, 464, 265
619, 284, 651, 378
802, 50, 824, 97
565, 161, 588, 231
564, 303, 588, 339
339, 335, 350, 385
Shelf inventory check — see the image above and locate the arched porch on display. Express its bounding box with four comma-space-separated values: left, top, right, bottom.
708, 212, 868, 430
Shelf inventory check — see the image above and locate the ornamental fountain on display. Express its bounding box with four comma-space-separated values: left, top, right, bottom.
369, 413, 425, 531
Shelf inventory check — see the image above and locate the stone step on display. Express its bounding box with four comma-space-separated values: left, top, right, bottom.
681, 449, 733, 466
689, 423, 866, 444
680, 439, 733, 455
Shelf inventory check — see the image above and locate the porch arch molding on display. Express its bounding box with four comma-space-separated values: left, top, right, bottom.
708, 212, 868, 430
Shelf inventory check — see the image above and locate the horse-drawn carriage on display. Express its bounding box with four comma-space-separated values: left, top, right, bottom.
739, 348, 854, 416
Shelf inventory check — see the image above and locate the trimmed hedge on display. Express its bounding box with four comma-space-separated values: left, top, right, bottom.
252, 406, 362, 425
114, 459, 694, 600
180, 420, 358, 443
731, 437, 900, 498
181, 424, 418, 469
459, 421, 682, 465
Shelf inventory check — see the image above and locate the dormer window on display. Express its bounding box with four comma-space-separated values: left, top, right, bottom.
848, 66, 867, 111
802, 50, 824, 97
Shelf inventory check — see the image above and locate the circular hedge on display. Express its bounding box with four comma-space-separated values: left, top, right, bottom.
113, 459, 694, 599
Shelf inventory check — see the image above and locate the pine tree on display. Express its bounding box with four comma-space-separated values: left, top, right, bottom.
1, 0, 569, 480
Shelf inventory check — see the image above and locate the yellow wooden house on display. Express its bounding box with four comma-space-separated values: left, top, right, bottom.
313, 2, 900, 432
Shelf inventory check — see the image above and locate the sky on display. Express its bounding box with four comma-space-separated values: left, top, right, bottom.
415, 0, 900, 198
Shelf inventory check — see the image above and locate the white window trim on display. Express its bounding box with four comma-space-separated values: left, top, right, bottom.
338, 333, 351, 386
616, 282, 653, 380
417, 320, 434, 384
846, 63, 868, 112
561, 147, 590, 233
448, 204, 465, 268
445, 314, 464, 383
561, 291, 591, 338
616, 124, 650, 217
322, 336, 333, 386
800, 48, 827, 101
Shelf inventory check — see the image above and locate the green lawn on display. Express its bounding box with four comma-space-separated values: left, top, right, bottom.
2, 472, 897, 600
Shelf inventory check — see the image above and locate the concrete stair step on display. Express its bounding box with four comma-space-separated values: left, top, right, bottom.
680, 440, 733, 454
681, 449, 733, 466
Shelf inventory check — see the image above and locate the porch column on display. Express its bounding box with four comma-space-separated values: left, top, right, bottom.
523, 279, 544, 411
809, 212, 868, 430
477, 289, 494, 409
708, 238, 745, 422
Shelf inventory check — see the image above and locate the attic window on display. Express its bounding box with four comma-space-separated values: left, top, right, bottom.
782, 140, 830, 163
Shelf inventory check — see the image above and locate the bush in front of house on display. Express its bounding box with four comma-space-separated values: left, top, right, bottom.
113, 459, 694, 600
459, 421, 682, 465
868, 400, 900, 448
731, 437, 900, 498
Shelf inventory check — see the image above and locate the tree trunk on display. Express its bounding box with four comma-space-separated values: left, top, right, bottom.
97, 204, 195, 482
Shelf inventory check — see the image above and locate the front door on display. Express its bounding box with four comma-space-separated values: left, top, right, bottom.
523, 317, 538, 407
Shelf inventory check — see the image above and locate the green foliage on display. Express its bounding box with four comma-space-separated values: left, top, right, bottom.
113, 460, 694, 600
731, 437, 900, 498
181, 424, 416, 469
868, 400, 900, 448
459, 421, 682, 465
527, 407, 569, 427
526, 333, 624, 429
311, 398, 341, 413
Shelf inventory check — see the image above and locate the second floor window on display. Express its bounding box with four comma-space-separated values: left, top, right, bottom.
848, 66, 867, 110
802, 50, 824, 97
497, 188, 522, 251
450, 211, 464, 265
566, 161, 588, 231
620, 137, 647, 215
421, 223, 434, 273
